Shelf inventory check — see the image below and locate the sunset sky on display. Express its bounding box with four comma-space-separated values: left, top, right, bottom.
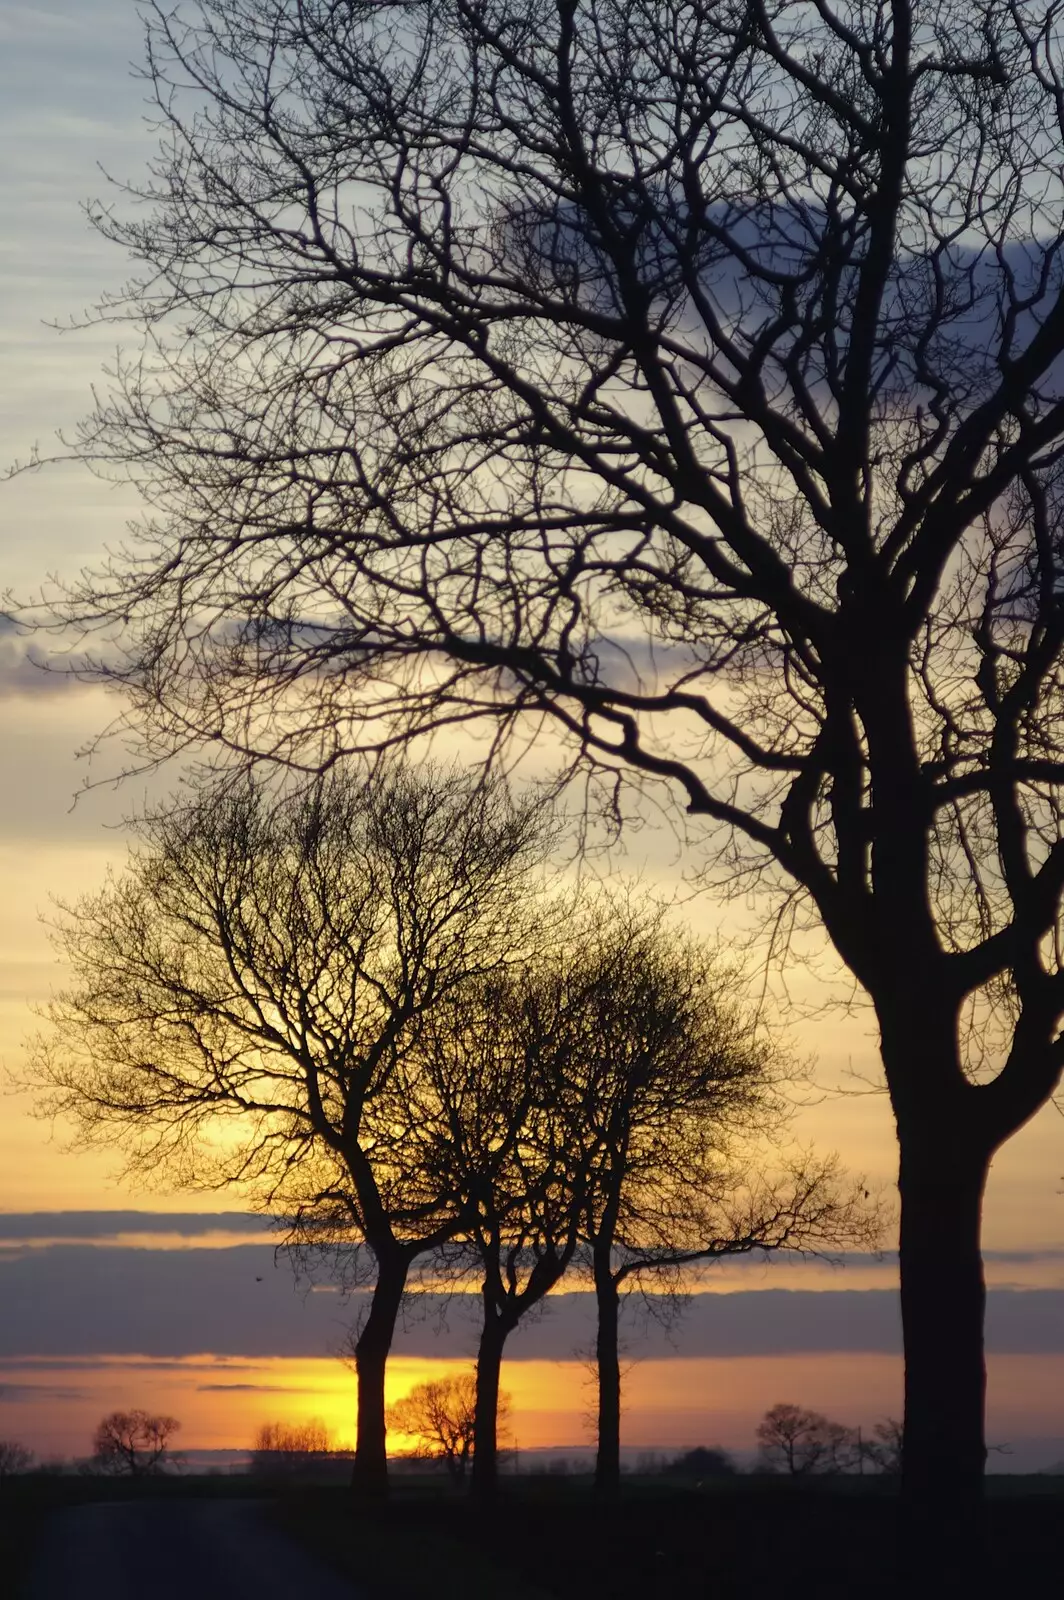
2, 0, 1064, 1475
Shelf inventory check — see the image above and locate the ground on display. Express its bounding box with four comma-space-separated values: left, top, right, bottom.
3, 1472, 1062, 1598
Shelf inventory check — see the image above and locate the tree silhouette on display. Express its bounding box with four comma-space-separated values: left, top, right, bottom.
30, 760, 551, 1499
860, 1417, 904, 1476
661, 1446, 736, 1480
410, 964, 593, 1504
551, 897, 879, 1499
386, 1373, 510, 1483
0, 1441, 34, 1483
756, 1404, 857, 1477
91, 1411, 180, 1476
250, 1418, 335, 1479
38, 0, 1064, 1569
409, 897, 874, 1502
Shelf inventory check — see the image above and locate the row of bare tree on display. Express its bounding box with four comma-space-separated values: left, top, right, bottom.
381, 1384, 905, 1481
249, 1391, 903, 1482
0, 1404, 908, 1488
31, 761, 875, 1502
2, 1413, 184, 1479
24, 0, 1064, 1578
757, 1405, 902, 1477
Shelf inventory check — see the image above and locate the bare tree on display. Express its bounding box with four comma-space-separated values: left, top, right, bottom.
410, 959, 611, 1503
29, 760, 551, 1498
550, 897, 880, 1498
385, 1373, 510, 1483
587, 1162, 880, 1499
34, 0, 1064, 1567
756, 1404, 857, 1477
0, 1441, 34, 1484
860, 1417, 905, 1476
410, 905, 869, 1504
250, 1418, 335, 1478
91, 1411, 180, 1476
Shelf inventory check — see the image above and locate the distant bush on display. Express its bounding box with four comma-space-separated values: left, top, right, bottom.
0, 1441, 34, 1484
661, 1446, 737, 1479
250, 1418, 336, 1478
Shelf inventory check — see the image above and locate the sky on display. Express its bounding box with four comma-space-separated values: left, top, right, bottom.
1, 1, 1064, 1475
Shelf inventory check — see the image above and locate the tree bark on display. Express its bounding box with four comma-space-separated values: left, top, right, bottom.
897, 1121, 992, 1584
471, 1297, 511, 1504
351, 1249, 409, 1499
593, 1252, 622, 1499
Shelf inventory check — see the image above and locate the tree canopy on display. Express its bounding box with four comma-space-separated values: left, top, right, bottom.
30, 757, 553, 1496
91, 1411, 180, 1477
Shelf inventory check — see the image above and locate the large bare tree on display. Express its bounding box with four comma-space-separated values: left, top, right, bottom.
32, 0, 1064, 1566
30, 760, 550, 1497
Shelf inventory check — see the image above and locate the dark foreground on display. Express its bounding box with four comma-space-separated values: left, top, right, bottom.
4, 1474, 1063, 1600
12, 1494, 365, 1600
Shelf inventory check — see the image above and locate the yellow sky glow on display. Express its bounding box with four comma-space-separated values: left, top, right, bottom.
7, 1349, 1064, 1467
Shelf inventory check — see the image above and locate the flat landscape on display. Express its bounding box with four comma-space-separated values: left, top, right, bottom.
5, 1474, 1064, 1599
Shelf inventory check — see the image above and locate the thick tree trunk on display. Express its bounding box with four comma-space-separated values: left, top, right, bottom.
351, 1249, 409, 1499
471, 1298, 511, 1504
897, 1124, 992, 1583
593, 1253, 622, 1499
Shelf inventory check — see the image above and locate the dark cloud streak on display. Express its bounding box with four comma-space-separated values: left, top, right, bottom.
0, 616, 91, 701
0, 1212, 274, 1241
0, 1244, 1061, 1361
194, 1383, 310, 1393
0, 1382, 88, 1402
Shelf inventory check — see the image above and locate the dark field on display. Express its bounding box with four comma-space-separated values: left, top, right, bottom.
273, 1475, 1064, 1598
4, 1473, 1063, 1599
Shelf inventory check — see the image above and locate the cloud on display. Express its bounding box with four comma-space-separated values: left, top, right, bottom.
0, 1382, 87, 1402
0, 1243, 391, 1361
0, 616, 74, 699
0, 1212, 273, 1242
194, 1383, 310, 1394
0, 614, 131, 702
0, 1242, 1061, 1363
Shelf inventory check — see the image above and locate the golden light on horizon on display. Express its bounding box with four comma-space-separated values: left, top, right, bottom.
10, 1348, 1062, 1465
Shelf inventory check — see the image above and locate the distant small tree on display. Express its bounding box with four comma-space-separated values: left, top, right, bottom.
386, 1374, 510, 1485
91, 1411, 180, 1476
0, 1441, 34, 1483
662, 1446, 737, 1480
250, 1418, 334, 1478
757, 1404, 857, 1477
860, 1418, 904, 1476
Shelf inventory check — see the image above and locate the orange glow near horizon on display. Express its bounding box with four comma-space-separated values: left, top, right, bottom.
7, 1349, 1064, 1468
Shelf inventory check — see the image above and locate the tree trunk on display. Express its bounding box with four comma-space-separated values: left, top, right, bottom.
351, 1249, 409, 1499
897, 1123, 992, 1584
471, 1298, 510, 1504
593, 1253, 622, 1499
